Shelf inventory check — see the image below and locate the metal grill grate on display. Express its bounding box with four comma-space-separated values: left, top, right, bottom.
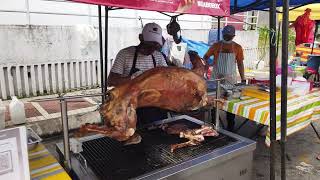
80, 120, 237, 180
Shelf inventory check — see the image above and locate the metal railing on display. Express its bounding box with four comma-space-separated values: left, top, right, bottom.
0, 60, 101, 100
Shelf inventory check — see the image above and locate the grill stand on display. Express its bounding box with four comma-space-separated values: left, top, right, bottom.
215, 79, 221, 130
60, 98, 71, 171
56, 115, 256, 180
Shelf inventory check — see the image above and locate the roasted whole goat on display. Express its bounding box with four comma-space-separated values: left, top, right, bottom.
80, 51, 223, 144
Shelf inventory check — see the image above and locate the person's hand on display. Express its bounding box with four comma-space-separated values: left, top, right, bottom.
131, 71, 143, 80
204, 60, 210, 70
176, 0, 196, 13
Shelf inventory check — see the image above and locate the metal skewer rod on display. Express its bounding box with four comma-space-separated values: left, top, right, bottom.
215, 79, 221, 130
29, 93, 105, 102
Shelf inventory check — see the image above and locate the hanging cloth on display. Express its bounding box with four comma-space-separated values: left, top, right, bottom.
293, 9, 315, 46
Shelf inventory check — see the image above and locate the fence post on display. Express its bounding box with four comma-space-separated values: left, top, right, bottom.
87, 5, 92, 25
25, 0, 31, 25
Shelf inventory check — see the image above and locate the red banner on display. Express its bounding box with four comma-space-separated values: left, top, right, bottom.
71, 0, 229, 16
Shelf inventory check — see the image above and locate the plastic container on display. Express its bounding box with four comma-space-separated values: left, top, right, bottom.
9, 96, 26, 125
0, 99, 5, 129
252, 71, 269, 80
276, 75, 293, 88
27, 127, 42, 150
291, 80, 312, 95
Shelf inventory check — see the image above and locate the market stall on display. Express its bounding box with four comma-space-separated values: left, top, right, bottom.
46, 0, 258, 180
2, 0, 319, 179
54, 0, 320, 179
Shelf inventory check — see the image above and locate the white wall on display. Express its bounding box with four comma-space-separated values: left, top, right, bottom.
0, 25, 97, 65
0, 25, 259, 83
0, 25, 258, 65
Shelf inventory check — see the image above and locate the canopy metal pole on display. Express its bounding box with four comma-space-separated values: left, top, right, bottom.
98, 5, 105, 104
269, 0, 277, 179
281, 0, 289, 179
276, 22, 281, 57
217, 17, 221, 41
104, 7, 109, 95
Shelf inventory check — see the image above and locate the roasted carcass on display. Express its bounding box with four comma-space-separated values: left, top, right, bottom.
79, 51, 223, 144
162, 124, 219, 152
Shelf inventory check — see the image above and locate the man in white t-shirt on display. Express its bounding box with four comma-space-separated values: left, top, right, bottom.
108, 23, 168, 87
108, 22, 168, 125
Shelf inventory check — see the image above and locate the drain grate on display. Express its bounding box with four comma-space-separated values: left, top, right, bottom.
80, 120, 237, 180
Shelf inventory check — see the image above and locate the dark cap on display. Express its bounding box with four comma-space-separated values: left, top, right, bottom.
222, 25, 235, 36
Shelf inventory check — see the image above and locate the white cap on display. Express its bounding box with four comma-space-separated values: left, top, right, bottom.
142, 23, 163, 46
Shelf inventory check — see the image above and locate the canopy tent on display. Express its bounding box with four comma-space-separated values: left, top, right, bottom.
64, 1, 320, 180
230, 0, 320, 13
71, 0, 230, 16
278, 3, 320, 21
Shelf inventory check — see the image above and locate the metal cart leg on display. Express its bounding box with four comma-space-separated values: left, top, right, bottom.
310, 122, 320, 140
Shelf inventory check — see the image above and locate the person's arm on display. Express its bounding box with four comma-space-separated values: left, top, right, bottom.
108, 72, 130, 87
108, 49, 129, 87
203, 45, 215, 64
176, 0, 196, 13
237, 60, 245, 82
203, 45, 215, 71
236, 45, 246, 82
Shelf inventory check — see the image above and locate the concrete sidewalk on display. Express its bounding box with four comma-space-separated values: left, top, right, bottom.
2, 89, 102, 136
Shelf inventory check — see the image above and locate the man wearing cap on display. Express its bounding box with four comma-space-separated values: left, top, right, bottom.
108, 22, 168, 125
203, 25, 245, 131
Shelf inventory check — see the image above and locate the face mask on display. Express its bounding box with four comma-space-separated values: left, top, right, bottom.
222, 39, 233, 44
222, 34, 234, 43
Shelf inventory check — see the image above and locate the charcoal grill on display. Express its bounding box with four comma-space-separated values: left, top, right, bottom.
56, 115, 256, 180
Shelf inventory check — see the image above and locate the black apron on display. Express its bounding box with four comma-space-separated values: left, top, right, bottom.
129, 47, 168, 126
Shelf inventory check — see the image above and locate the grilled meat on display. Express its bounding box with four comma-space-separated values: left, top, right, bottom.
161, 123, 190, 135
170, 125, 219, 152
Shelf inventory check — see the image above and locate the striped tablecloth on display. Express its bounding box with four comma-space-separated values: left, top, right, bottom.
223, 89, 320, 146
28, 144, 71, 180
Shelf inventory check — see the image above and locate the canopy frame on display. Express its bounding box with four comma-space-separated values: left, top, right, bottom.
65, 1, 320, 180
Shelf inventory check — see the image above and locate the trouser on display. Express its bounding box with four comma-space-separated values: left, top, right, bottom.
226, 112, 236, 131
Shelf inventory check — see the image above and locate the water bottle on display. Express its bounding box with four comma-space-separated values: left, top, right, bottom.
0, 99, 5, 129
9, 96, 26, 125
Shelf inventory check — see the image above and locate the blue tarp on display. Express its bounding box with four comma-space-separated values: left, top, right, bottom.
208, 29, 223, 46
231, 0, 320, 13
181, 38, 214, 64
